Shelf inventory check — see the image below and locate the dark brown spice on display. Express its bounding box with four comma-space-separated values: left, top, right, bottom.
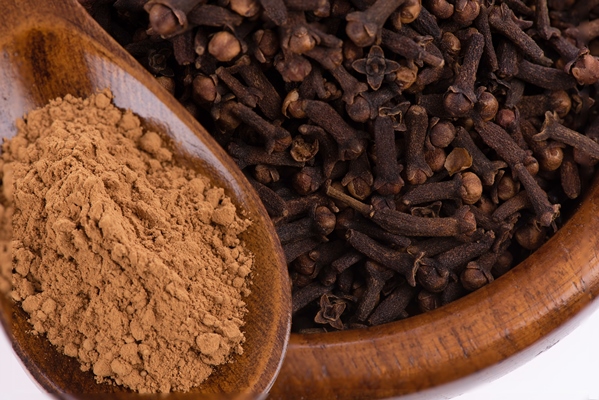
514, 220, 547, 251
405, 105, 433, 184
253, 164, 280, 185
228, 142, 303, 169
381, 29, 445, 68
259, 0, 288, 25
231, 56, 283, 120
444, 31, 484, 118
326, 184, 477, 238
492, 190, 531, 222
297, 124, 339, 177
517, 91, 572, 119
536, 112, 599, 160
488, 4, 552, 67
293, 166, 326, 195
452, 126, 506, 186
425, 0, 453, 20
496, 40, 521, 79
475, 118, 559, 226
452, 0, 480, 26
336, 208, 411, 249
145, 0, 205, 37
313, 294, 345, 329
560, 150, 582, 200
346, 86, 400, 122
502, 0, 533, 17
342, 153, 374, 200
417, 290, 441, 312
355, 261, 395, 321
346, 230, 418, 286
300, 99, 366, 160
346, 0, 406, 47
372, 115, 403, 195
215, 66, 262, 108
401, 172, 482, 206
292, 282, 332, 314
411, 6, 442, 40
516, 60, 578, 91
368, 283, 417, 325
521, 118, 565, 172
352, 45, 401, 90
461, 251, 499, 291
90, 0, 599, 331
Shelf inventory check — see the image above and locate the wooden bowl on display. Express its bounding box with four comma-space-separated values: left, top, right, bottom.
0, 0, 291, 398
268, 178, 599, 399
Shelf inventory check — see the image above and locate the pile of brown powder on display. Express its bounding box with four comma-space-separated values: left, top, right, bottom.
0, 90, 254, 393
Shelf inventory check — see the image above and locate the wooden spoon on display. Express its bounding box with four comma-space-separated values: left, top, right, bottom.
0, 0, 291, 398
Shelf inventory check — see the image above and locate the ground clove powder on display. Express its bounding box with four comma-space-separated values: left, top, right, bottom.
0, 90, 254, 393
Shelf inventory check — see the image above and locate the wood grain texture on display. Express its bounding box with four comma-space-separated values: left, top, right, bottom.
269, 177, 599, 399
0, 0, 291, 398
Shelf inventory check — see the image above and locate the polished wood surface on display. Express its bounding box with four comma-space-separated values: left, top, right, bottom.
0, 0, 291, 398
269, 177, 599, 399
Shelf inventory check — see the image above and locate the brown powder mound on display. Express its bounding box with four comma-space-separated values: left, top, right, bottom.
0, 90, 253, 393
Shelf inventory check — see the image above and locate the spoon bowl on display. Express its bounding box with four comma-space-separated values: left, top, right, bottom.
0, 0, 291, 398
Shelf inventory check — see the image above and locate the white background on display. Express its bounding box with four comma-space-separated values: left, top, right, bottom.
2, 309, 599, 400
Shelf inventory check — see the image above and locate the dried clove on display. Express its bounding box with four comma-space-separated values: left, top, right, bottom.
228, 142, 303, 169
300, 99, 366, 160
327, 184, 477, 238
492, 190, 531, 222
475, 118, 559, 226
452, 126, 506, 186
230, 103, 292, 153
355, 261, 395, 321
352, 45, 401, 90
443, 31, 484, 118
346, 230, 419, 286
145, 0, 206, 37
425, 0, 454, 20
488, 4, 552, 67
461, 252, 498, 291
560, 150, 582, 200
298, 124, 339, 177
516, 60, 577, 91
208, 31, 242, 62
381, 29, 445, 68
94, 0, 599, 331
277, 205, 336, 243
292, 282, 332, 314
405, 105, 433, 184
372, 115, 404, 195
368, 283, 417, 325
401, 172, 482, 206
474, 2, 498, 72
346, 86, 401, 123
535, 112, 599, 160
259, 0, 288, 25
215, 66, 262, 108
342, 153, 374, 200
293, 166, 326, 195
314, 294, 346, 329
346, 0, 407, 47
